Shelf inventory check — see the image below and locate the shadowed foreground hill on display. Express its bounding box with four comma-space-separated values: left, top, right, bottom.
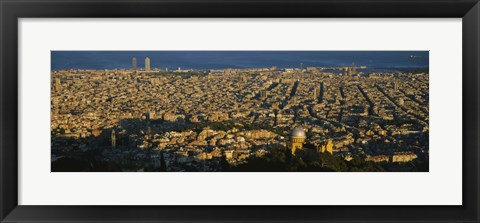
52, 157, 122, 172
224, 144, 428, 172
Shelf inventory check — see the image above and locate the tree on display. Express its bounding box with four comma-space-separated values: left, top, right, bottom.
159, 151, 167, 172
219, 154, 230, 172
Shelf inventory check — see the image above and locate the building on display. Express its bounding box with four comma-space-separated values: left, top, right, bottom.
342, 64, 358, 76
365, 155, 389, 163
145, 57, 150, 72
111, 129, 116, 149
287, 126, 334, 157
287, 126, 306, 155
132, 57, 137, 70
316, 140, 333, 154
54, 78, 61, 92
260, 90, 268, 99
397, 97, 405, 106
392, 151, 417, 162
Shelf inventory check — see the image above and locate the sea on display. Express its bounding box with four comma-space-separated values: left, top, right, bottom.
51, 51, 429, 73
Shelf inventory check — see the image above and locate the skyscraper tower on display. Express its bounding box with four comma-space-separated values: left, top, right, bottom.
132, 57, 137, 70
111, 129, 116, 149
145, 57, 151, 72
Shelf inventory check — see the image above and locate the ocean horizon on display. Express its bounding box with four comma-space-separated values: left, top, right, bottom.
51, 51, 429, 72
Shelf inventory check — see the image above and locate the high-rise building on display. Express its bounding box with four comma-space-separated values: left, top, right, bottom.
145, 57, 151, 72
342, 64, 357, 76
132, 57, 137, 70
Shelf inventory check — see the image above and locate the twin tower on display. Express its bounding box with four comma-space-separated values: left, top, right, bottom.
132, 57, 150, 72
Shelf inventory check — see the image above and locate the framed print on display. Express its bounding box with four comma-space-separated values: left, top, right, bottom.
1, 0, 479, 222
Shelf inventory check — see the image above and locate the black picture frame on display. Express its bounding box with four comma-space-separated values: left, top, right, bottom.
1, 0, 479, 222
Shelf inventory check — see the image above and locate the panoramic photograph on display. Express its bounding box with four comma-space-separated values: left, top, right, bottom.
51, 51, 429, 172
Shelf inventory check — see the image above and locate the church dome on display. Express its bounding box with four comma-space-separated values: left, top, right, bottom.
291, 126, 306, 138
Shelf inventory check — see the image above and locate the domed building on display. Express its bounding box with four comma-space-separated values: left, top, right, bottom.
287, 126, 334, 157
288, 126, 307, 155
291, 126, 306, 138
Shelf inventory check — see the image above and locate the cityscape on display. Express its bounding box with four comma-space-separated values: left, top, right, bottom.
51, 51, 429, 172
